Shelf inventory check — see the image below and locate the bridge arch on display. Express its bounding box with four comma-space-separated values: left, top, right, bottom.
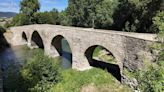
31, 31, 44, 49
22, 32, 27, 42
51, 35, 72, 68
84, 45, 121, 81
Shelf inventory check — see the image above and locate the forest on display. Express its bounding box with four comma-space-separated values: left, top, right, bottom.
5, 0, 163, 33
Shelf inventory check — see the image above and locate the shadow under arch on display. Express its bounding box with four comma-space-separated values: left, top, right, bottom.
51, 35, 72, 68
31, 31, 44, 49
85, 45, 121, 82
22, 32, 27, 42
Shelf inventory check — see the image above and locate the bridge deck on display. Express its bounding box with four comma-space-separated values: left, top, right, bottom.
10, 24, 157, 41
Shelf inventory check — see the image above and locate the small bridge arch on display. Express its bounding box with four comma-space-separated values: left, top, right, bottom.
22, 32, 28, 43
31, 31, 44, 49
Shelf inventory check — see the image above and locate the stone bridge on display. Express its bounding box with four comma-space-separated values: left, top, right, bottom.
8, 24, 156, 81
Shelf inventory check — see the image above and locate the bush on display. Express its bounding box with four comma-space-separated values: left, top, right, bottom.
21, 49, 61, 92
136, 62, 164, 92
153, 11, 164, 42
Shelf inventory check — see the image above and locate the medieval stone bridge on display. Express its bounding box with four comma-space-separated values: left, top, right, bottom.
8, 24, 156, 80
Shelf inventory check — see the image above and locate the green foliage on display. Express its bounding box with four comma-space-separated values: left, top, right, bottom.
20, 0, 40, 24
113, 0, 163, 33
8, 0, 40, 27
153, 11, 164, 42
92, 46, 116, 64
10, 14, 31, 26
66, 0, 118, 28
59, 11, 70, 26
21, 49, 61, 92
34, 10, 59, 24
95, 0, 119, 29
136, 62, 164, 92
7, 0, 162, 34
152, 11, 164, 61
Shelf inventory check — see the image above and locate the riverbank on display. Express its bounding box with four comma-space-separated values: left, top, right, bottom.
49, 68, 132, 92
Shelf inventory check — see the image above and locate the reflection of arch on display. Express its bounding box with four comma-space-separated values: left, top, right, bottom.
31, 31, 44, 49
85, 45, 121, 81
51, 35, 72, 64
22, 32, 27, 42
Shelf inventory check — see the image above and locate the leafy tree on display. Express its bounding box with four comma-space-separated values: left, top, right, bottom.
95, 0, 119, 29
20, 0, 40, 24
34, 12, 53, 24
34, 9, 59, 25
51, 8, 60, 25
10, 14, 31, 26
59, 10, 70, 26
113, 0, 163, 33
21, 49, 61, 92
66, 0, 118, 28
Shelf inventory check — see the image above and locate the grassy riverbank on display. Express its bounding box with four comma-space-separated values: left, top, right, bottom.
49, 68, 132, 92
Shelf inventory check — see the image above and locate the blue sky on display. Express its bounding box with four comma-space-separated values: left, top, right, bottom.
0, 0, 68, 13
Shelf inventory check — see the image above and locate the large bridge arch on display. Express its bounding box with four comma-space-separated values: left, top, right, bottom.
30, 31, 44, 49
50, 35, 73, 68
84, 45, 121, 81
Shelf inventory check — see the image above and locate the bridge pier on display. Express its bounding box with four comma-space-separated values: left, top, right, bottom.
72, 48, 92, 71
44, 44, 60, 57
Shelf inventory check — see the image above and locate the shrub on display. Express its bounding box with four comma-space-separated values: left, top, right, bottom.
21, 49, 61, 92
136, 62, 164, 92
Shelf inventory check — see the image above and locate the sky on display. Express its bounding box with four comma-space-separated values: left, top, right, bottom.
0, 0, 68, 13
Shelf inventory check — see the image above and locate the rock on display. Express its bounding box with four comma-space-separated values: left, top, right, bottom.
122, 75, 138, 90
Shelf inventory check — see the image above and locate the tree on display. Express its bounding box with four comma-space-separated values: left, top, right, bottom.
113, 0, 163, 33
51, 8, 60, 25
11, 14, 31, 26
59, 10, 70, 26
95, 0, 119, 29
20, 0, 40, 24
65, 0, 120, 29
34, 9, 59, 25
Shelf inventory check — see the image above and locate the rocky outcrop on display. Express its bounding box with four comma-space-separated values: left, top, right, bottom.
123, 36, 155, 71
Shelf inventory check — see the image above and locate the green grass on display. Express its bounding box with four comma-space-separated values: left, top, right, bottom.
93, 46, 101, 57
49, 68, 132, 92
93, 46, 116, 64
